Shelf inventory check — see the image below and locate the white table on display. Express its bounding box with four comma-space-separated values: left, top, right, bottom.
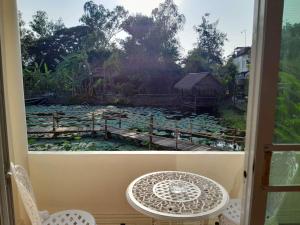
126, 171, 229, 222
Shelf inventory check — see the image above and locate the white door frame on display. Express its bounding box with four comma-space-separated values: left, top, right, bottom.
242, 0, 300, 224
0, 35, 15, 225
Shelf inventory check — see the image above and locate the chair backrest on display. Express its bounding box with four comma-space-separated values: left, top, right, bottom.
10, 162, 42, 225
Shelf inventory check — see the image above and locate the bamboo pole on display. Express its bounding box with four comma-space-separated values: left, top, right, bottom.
194, 96, 197, 113
52, 112, 58, 137
189, 120, 193, 143
175, 129, 179, 150
104, 118, 108, 139
92, 112, 95, 135
175, 121, 178, 150
149, 115, 153, 150
118, 111, 122, 129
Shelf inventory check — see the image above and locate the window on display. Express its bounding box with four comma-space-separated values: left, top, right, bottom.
244, 0, 300, 224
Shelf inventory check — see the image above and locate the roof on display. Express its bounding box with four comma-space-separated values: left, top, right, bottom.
233, 47, 251, 58
174, 72, 211, 90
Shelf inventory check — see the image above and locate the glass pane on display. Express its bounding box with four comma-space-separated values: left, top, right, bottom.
265, 192, 300, 225
273, 0, 300, 143
269, 152, 300, 185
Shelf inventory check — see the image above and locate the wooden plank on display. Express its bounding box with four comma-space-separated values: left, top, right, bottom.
28, 125, 212, 151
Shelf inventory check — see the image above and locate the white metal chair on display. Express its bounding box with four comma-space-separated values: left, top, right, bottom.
10, 162, 96, 225
218, 152, 299, 225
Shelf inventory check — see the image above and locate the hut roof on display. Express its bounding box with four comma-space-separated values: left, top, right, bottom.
174, 72, 211, 90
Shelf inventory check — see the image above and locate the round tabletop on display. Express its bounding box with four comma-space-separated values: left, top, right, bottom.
126, 171, 229, 221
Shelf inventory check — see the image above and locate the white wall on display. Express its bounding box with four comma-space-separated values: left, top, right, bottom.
233, 55, 250, 74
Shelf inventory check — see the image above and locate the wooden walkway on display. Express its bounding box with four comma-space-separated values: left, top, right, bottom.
27, 126, 211, 151
108, 127, 211, 151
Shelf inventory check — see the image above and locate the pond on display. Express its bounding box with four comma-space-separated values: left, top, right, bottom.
26, 105, 243, 151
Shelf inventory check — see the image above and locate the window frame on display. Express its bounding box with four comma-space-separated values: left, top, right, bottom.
242, 0, 300, 224
0, 33, 15, 225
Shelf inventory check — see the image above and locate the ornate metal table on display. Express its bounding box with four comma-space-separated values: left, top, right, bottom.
126, 171, 229, 222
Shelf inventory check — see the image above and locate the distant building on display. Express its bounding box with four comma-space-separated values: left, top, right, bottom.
174, 72, 224, 109
232, 47, 251, 77
232, 47, 251, 100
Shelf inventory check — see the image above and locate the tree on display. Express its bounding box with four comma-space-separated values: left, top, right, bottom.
80, 1, 128, 49
54, 52, 91, 96
23, 62, 53, 96
218, 59, 238, 96
29, 10, 65, 38
194, 14, 227, 65
280, 22, 300, 77
18, 11, 35, 66
184, 48, 212, 73
121, 0, 185, 77
274, 22, 300, 143
183, 14, 227, 75
152, 0, 185, 61
28, 25, 91, 70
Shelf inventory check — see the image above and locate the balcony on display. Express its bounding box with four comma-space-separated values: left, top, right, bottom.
27, 151, 244, 225
0, 2, 246, 224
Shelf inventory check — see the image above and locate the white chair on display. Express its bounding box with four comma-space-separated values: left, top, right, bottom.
218, 152, 299, 225
10, 162, 96, 225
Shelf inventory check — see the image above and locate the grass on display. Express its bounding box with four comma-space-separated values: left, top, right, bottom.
219, 106, 246, 131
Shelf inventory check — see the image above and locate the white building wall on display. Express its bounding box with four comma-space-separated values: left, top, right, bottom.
233, 54, 250, 74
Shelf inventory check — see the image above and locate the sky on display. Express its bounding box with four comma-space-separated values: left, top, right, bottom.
17, 0, 255, 57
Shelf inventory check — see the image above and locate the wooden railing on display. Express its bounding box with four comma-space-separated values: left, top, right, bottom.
27, 111, 245, 150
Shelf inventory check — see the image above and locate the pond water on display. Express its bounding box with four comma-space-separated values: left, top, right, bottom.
26, 105, 242, 151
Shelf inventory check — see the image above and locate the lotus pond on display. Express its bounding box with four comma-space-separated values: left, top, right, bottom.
26, 105, 243, 151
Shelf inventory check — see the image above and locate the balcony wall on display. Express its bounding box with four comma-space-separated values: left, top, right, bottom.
28, 151, 244, 225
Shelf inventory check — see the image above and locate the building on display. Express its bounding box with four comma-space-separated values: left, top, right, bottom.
232, 47, 251, 77
232, 47, 251, 101
174, 72, 224, 109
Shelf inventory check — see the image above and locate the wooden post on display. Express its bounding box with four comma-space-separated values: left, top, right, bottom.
104, 118, 108, 139
149, 115, 153, 150
194, 96, 197, 113
52, 112, 58, 137
118, 113, 122, 129
189, 120, 193, 143
92, 112, 95, 135
175, 129, 178, 150
175, 121, 178, 150
233, 128, 237, 149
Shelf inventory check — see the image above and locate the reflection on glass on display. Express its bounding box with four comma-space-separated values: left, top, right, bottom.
266, 152, 300, 224
265, 192, 300, 224
273, 0, 300, 143
269, 152, 300, 186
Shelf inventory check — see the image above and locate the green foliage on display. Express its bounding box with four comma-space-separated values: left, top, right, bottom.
274, 72, 300, 143
54, 52, 90, 96
28, 25, 91, 70
218, 59, 238, 95
193, 14, 227, 65
29, 10, 65, 38
184, 14, 227, 74
219, 107, 246, 130
23, 61, 54, 95
121, 0, 185, 76
80, 1, 128, 49
273, 22, 300, 143
184, 48, 213, 73
18, 11, 35, 66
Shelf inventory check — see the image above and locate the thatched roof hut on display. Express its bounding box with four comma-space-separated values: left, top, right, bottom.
174, 72, 224, 96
